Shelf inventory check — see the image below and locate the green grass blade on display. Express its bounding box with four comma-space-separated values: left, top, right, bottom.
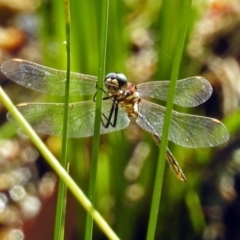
0, 86, 120, 240
53, 0, 71, 239
85, 0, 109, 239
146, 1, 192, 239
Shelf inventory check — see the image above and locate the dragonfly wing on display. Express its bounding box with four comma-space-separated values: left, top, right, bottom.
136, 99, 229, 148
1, 59, 98, 96
137, 77, 212, 107
7, 100, 130, 137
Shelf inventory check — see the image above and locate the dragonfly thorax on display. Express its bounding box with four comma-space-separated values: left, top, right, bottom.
104, 72, 140, 118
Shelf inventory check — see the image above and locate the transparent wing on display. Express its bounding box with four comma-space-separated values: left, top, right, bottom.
7, 100, 130, 137
136, 99, 229, 148
137, 77, 212, 107
1, 59, 98, 96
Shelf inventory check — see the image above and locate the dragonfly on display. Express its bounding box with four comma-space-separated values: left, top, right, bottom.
1, 59, 229, 182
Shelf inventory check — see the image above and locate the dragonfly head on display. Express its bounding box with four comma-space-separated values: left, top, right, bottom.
104, 72, 128, 91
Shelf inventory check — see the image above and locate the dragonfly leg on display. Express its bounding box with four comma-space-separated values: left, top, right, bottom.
93, 88, 119, 128
93, 87, 112, 102
101, 102, 119, 128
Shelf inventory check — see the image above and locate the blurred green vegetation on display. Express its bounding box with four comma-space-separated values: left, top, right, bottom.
2, 0, 239, 239
37, 0, 226, 239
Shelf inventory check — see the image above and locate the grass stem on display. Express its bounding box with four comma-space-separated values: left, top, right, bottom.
53, 0, 71, 239
146, 1, 192, 239
85, 0, 110, 239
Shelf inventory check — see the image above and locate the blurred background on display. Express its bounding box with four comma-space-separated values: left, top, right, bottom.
0, 0, 240, 239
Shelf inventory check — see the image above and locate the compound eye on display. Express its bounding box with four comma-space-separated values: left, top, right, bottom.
104, 72, 128, 88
